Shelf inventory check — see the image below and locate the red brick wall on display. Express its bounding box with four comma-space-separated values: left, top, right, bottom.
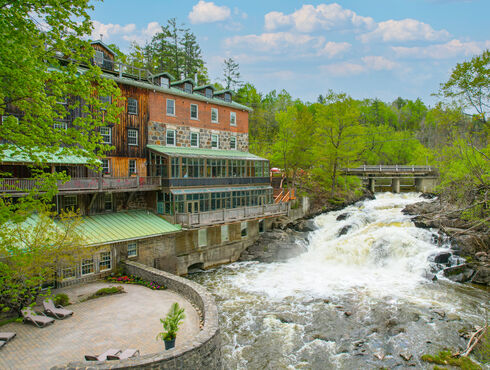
149, 91, 249, 134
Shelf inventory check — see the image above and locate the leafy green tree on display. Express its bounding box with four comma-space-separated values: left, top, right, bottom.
438, 49, 489, 130
312, 92, 365, 195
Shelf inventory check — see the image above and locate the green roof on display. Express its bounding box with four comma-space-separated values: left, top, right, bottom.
194, 85, 215, 91
147, 144, 268, 161
214, 89, 233, 95
171, 78, 195, 86
153, 72, 175, 80
0, 149, 92, 165
78, 210, 181, 245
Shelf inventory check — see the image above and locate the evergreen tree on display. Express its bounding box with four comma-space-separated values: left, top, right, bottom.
222, 58, 242, 91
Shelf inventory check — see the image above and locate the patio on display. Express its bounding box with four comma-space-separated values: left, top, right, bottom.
0, 281, 200, 370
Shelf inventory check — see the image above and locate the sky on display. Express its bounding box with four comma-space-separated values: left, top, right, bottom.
89, 0, 490, 106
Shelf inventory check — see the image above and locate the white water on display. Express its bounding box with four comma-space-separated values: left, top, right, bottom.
192, 193, 489, 369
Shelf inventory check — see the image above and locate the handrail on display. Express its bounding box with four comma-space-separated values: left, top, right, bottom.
341, 165, 436, 173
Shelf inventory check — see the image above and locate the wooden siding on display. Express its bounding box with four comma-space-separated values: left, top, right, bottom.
105, 84, 148, 159
105, 157, 146, 177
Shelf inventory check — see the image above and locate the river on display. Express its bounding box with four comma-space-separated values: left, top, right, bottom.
191, 193, 489, 369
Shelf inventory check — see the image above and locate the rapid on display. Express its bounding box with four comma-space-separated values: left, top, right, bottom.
190, 193, 489, 369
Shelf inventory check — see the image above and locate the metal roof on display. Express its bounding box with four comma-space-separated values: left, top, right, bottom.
78, 210, 181, 246
0, 148, 93, 165
171, 185, 272, 195
147, 145, 268, 161
194, 85, 215, 91
171, 78, 195, 86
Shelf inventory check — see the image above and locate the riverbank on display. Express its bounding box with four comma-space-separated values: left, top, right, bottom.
403, 195, 490, 286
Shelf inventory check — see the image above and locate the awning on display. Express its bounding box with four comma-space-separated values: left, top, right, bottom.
0, 148, 93, 165
147, 144, 268, 161
170, 185, 272, 195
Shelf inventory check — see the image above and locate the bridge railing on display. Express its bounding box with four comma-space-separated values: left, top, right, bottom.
342, 165, 436, 173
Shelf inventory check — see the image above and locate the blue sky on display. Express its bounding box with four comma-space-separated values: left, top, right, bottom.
89, 0, 490, 106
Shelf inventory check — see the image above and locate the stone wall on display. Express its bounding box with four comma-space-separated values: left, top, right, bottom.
52, 261, 221, 370
148, 121, 249, 151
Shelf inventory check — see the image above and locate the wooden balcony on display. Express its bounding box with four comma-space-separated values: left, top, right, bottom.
0, 176, 162, 195
175, 202, 288, 228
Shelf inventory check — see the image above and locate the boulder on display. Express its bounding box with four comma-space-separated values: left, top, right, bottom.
471, 266, 490, 286
443, 264, 475, 283
475, 252, 488, 262
336, 213, 350, 221
434, 252, 452, 264
337, 225, 352, 237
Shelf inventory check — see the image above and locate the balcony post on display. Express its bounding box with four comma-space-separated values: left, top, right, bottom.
137, 175, 140, 189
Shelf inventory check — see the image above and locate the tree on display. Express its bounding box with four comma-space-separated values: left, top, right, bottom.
312, 92, 365, 196
0, 208, 87, 315
222, 58, 242, 91
439, 49, 489, 130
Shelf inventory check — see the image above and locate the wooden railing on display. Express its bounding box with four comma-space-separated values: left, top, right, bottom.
0, 177, 161, 194
274, 188, 296, 203
342, 165, 436, 174
175, 202, 288, 227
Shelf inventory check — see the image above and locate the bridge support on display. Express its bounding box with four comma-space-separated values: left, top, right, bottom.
391, 178, 400, 193
368, 178, 375, 193
415, 178, 437, 193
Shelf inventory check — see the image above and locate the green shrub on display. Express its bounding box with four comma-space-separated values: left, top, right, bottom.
421, 350, 481, 370
82, 286, 125, 302
53, 293, 70, 306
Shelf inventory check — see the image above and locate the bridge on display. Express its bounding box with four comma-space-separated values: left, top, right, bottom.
341, 165, 438, 193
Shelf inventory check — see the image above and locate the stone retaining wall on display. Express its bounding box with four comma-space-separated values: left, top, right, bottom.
52, 261, 221, 369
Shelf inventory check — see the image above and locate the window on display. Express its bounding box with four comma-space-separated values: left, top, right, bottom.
53, 122, 67, 130
190, 104, 198, 120
104, 193, 113, 211
94, 50, 104, 65
224, 93, 231, 102
127, 98, 138, 115
211, 108, 218, 123
129, 159, 136, 175
230, 112, 237, 126
64, 195, 77, 210
259, 219, 265, 233
205, 88, 213, 98
166, 129, 176, 146
99, 95, 111, 109
211, 134, 219, 149
61, 266, 76, 280
101, 159, 110, 174
198, 229, 207, 248
221, 225, 229, 243
127, 242, 137, 257
81, 258, 94, 275
161, 78, 169, 88
166, 99, 175, 116
184, 83, 192, 94
128, 129, 138, 146
99, 251, 111, 271
230, 136, 237, 150
190, 132, 199, 148
100, 127, 111, 144
241, 222, 248, 238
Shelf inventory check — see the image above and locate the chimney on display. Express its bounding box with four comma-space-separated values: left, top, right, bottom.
194, 72, 198, 84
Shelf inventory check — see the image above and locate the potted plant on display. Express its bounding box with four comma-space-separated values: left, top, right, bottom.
156, 302, 185, 350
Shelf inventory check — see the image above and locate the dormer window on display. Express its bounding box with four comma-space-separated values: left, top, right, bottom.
184, 83, 192, 94
161, 78, 169, 89
94, 50, 104, 66
205, 88, 212, 99
224, 93, 231, 102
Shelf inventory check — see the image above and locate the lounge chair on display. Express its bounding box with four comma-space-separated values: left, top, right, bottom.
107, 349, 140, 360
0, 332, 16, 342
43, 299, 73, 319
85, 349, 121, 361
21, 307, 55, 328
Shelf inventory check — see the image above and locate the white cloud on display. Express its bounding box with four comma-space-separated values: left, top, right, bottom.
188, 1, 231, 24
359, 19, 450, 43
320, 56, 398, 76
392, 39, 490, 59
318, 41, 351, 58
264, 3, 375, 33
91, 20, 160, 46
224, 32, 324, 54
361, 56, 398, 70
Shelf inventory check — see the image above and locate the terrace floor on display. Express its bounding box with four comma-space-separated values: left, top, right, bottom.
0, 281, 200, 370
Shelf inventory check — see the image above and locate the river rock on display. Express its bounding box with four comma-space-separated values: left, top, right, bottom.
399, 352, 413, 361
443, 264, 475, 283
434, 252, 452, 264
337, 225, 352, 237
336, 213, 350, 221
292, 219, 317, 232
471, 266, 490, 286
475, 251, 488, 262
